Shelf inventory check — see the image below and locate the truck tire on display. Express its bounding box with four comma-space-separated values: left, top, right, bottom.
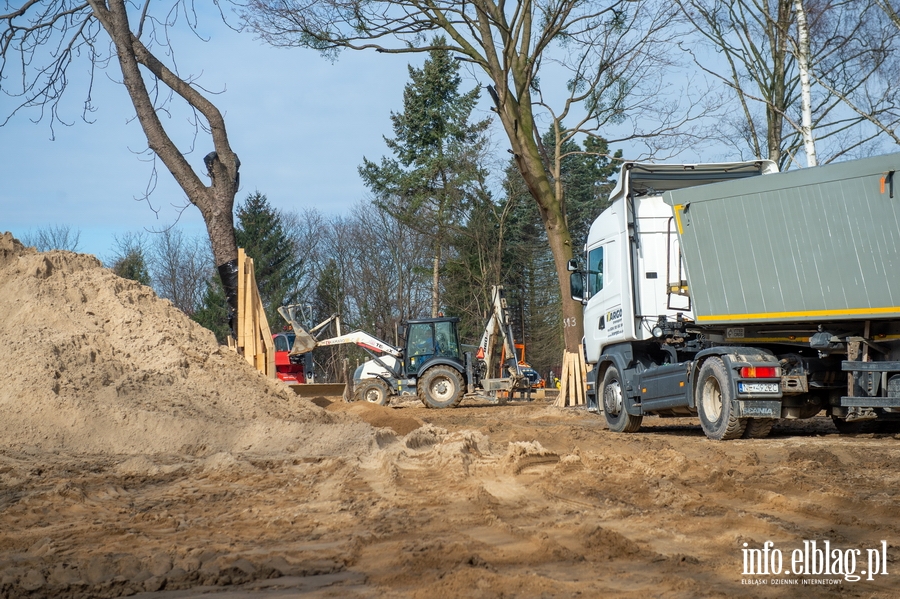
697, 358, 746, 440
742, 418, 776, 439
418, 365, 464, 409
602, 366, 642, 433
354, 379, 391, 405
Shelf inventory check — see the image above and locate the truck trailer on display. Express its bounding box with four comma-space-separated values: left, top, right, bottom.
570, 153, 900, 440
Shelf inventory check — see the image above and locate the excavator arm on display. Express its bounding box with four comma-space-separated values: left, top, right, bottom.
476, 286, 528, 392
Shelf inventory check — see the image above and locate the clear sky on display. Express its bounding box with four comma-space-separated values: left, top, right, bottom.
1, 12, 440, 262
1, 8, 727, 264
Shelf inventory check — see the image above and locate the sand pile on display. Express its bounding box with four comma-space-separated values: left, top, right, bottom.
0, 233, 376, 456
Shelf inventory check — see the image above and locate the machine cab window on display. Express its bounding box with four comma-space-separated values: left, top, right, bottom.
405, 323, 435, 374
588, 246, 604, 295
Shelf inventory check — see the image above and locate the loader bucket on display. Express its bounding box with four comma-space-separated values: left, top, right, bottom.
277, 305, 318, 355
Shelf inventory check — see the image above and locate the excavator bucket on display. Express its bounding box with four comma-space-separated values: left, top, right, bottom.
277, 305, 318, 355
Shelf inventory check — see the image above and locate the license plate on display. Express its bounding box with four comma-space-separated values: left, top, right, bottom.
739, 382, 779, 394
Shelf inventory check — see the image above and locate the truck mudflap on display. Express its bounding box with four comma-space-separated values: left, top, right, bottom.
733, 400, 781, 418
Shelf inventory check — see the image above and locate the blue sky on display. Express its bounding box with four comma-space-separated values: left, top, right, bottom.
1, 7, 727, 264
1, 13, 436, 261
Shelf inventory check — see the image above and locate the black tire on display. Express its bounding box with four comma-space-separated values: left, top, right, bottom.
602, 366, 642, 433
418, 365, 464, 409
353, 379, 390, 406
742, 418, 776, 439
697, 358, 746, 440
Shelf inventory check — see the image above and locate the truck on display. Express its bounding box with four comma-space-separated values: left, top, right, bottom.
570, 153, 900, 440
282, 286, 532, 408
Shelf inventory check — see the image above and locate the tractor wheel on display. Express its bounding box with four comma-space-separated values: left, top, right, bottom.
697, 358, 746, 440
354, 379, 391, 406
602, 366, 642, 433
418, 365, 464, 409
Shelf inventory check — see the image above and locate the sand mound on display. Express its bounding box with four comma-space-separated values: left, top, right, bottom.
0, 232, 376, 456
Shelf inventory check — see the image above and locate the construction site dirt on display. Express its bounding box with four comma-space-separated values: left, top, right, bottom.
1, 233, 898, 598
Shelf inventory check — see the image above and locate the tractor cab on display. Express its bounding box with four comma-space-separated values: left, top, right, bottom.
403, 317, 463, 375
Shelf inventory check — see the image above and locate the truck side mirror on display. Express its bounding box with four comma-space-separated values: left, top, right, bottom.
570, 271, 586, 302
567, 259, 578, 272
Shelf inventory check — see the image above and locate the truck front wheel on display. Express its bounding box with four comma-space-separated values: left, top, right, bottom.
418, 365, 464, 409
697, 358, 746, 440
602, 366, 642, 433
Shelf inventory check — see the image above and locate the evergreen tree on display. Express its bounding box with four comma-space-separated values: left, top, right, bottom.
192, 275, 231, 343
111, 249, 152, 287
235, 191, 305, 327
359, 37, 490, 317
192, 191, 304, 340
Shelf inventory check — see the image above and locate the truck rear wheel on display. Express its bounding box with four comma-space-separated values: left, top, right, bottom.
602, 366, 642, 433
354, 379, 391, 406
742, 418, 776, 439
697, 358, 746, 440
418, 365, 464, 409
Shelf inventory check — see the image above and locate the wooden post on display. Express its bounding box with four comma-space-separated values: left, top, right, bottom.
556, 349, 588, 407
232, 249, 275, 379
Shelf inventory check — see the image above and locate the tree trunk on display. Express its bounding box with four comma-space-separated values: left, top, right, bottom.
432, 246, 441, 318
489, 81, 584, 353
89, 0, 240, 329
794, 0, 817, 167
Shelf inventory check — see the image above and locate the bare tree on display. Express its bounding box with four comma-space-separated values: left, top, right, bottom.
1, 2, 243, 327
678, 0, 898, 168
20, 224, 81, 252
243, 0, 711, 356
148, 227, 211, 316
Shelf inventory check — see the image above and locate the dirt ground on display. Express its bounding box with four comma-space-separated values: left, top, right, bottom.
2, 233, 899, 598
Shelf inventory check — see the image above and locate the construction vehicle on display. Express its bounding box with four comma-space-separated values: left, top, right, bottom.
273, 331, 309, 384
273, 309, 347, 397
570, 153, 900, 440
281, 286, 531, 408
500, 343, 544, 389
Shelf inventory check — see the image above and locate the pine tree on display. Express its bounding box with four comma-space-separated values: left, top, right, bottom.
234, 191, 305, 328
359, 37, 490, 317
192, 191, 304, 340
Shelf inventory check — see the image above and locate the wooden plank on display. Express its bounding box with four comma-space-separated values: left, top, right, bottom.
236, 249, 248, 354
556, 352, 569, 407
578, 344, 589, 405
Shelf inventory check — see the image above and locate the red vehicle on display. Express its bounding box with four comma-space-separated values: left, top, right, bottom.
273, 332, 307, 384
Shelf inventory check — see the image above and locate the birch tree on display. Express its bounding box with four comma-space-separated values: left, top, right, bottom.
678, 0, 898, 168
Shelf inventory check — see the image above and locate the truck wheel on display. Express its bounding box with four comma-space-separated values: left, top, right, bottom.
602, 366, 642, 433
742, 418, 776, 439
697, 358, 746, 440
418, 365, 464, 409
354, 379, 390, 405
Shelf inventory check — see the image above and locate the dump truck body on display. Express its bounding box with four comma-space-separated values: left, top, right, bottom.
572, 153, 900, 439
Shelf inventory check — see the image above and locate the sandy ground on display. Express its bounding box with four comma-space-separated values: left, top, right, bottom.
2, 233, 899, 598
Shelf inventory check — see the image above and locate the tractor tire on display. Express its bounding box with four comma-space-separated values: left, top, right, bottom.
418, 365, 464, 409
602, 366, 642, 433
742, 418, 776, 439
354, 379, 391, 406
697, 358, 746, 440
